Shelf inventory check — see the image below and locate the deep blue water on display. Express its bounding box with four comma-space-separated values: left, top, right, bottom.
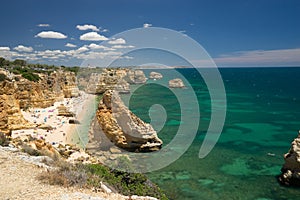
122, 67, 300, 200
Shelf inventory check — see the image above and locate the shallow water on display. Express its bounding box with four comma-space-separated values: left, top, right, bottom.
123, 67, 300, 200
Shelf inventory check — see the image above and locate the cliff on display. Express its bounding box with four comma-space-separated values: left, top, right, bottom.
96, 90, 162, 152
0, 69, 79, 135
279, 131, 300, 186
86, 69, 130, 94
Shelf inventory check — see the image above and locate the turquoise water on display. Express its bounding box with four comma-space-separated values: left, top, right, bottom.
122, 67, 300, 200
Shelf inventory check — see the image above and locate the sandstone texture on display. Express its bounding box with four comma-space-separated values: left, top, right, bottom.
96, 90, 162, 152
86, 69, 130, 94
0, 70, 79, 135
168, 78, 185, 88
149, 72, 163, 80
279, 131, 300, 186
125, 69, 147, 84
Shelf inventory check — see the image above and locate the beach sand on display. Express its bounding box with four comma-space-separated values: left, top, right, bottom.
11, 91, 96, 147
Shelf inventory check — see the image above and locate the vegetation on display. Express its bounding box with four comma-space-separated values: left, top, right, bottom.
0, 132, 9, 146
0, 73, 7, 82
38, 158, 168, 199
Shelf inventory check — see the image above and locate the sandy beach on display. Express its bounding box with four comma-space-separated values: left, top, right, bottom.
11, 91, 96, 147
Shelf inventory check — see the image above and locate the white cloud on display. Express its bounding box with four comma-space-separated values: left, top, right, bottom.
35, 31, 67, 39
76, 24, 99, 31
111, 45, 134, 49
76, 46, 89, 53
101, 29, 109, 32
37, 24, 50, 27
88, 43, 114, 50
65, 43, 77, 48
0, 47, 10, 51
108, 38, 126, 45
79, 32, 108, 41
14, 45, 33, 52
143, 23, 152, 28
214, 48, 300, 66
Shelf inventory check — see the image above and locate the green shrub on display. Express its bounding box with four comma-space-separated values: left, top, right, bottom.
0, 132, 9, 146
22, 72, 40, 82
0, 73, 7, 82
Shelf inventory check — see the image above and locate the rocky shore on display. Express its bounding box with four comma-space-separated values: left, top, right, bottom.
279, 131, 300, 186
96, 90, 162, 152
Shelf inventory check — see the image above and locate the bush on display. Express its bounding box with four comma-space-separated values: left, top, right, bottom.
22, 72, 40, 82
0, 132, 9, 146
0, 73, 7, 82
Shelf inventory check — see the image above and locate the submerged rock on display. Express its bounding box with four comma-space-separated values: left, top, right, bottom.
149, 72, 163, 80
168, 78, 185, 88
279, 131, 300, 186
96, 90, 163, 152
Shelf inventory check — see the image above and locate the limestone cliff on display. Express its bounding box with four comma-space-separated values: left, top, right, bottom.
279, 131, 300, 186
125, 69, 147, 84
96, 90, 162, 152
0, 81, 33, 135
0, 69, 79, 134
86, 69, 130, 94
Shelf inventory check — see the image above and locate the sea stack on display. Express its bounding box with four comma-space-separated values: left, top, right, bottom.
149, 72, 163, 80
279, 131, 300, 186
96, 90, 163, 152
169, 78, 185, 88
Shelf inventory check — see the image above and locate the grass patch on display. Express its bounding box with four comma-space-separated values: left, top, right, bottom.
38, 158, 168, 199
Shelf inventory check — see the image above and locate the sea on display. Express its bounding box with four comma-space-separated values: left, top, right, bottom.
120, 67, 300, 200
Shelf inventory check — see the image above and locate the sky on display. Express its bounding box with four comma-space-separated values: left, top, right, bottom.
0, 0, 299, 67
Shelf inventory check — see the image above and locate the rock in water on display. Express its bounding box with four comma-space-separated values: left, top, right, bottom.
168, 78, 185, 88
125, 70, 147, 84
279, 131, 300, 186
149, 72, 163, 80
96, 90, 163, 152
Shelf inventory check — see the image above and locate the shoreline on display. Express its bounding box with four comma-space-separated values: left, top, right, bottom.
11, 91, 97, 148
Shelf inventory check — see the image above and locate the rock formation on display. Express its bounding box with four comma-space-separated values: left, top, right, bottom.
149, 72, 163, 80
279, 131, 300, 186
169, 78, 185, 88
57, 104, 75, 117
0, 69, 79, 135
86, 69, 130, 94
125, 69, 147, 84
96, 90, 162, 152
0, 80, 33, 135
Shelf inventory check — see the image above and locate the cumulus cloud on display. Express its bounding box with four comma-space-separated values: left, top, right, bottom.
76, 24, 100, 31
79, 32, 108, 41
143, 23, 152, 28
108, 38, 126, 45
65, 43, 77, 48
88, 43, 114, 51
101, 29, 109, 32
0, 47, 10, 51
14, 45, 33, 52
111, 45, 134, 49
76, 46, 89, 53
37, 24, 50, 27
35, 31, 67, 39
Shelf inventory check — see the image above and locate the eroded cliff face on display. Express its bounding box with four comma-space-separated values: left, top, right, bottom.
0, 81, 32, 135
279, 131, 300, 186
96, 90, 162, 152
86, 69, 130, 94
0, 70, 79, 135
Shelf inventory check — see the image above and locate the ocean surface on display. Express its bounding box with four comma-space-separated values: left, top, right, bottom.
121, 67, 300, 200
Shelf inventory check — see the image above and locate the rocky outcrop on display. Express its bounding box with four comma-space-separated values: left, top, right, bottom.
169, 78, 185, 88
149, 72, 163, 80
0, 70, 79, 135
0, 81, 33, 135
125, 70, 147, 84
279, 131, 300, 186
57, 104, 75, 117
96, 90, 162, 152
86, 69, 130, 94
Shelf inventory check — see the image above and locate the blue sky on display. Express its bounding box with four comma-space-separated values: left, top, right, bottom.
0, 0, 299, 67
